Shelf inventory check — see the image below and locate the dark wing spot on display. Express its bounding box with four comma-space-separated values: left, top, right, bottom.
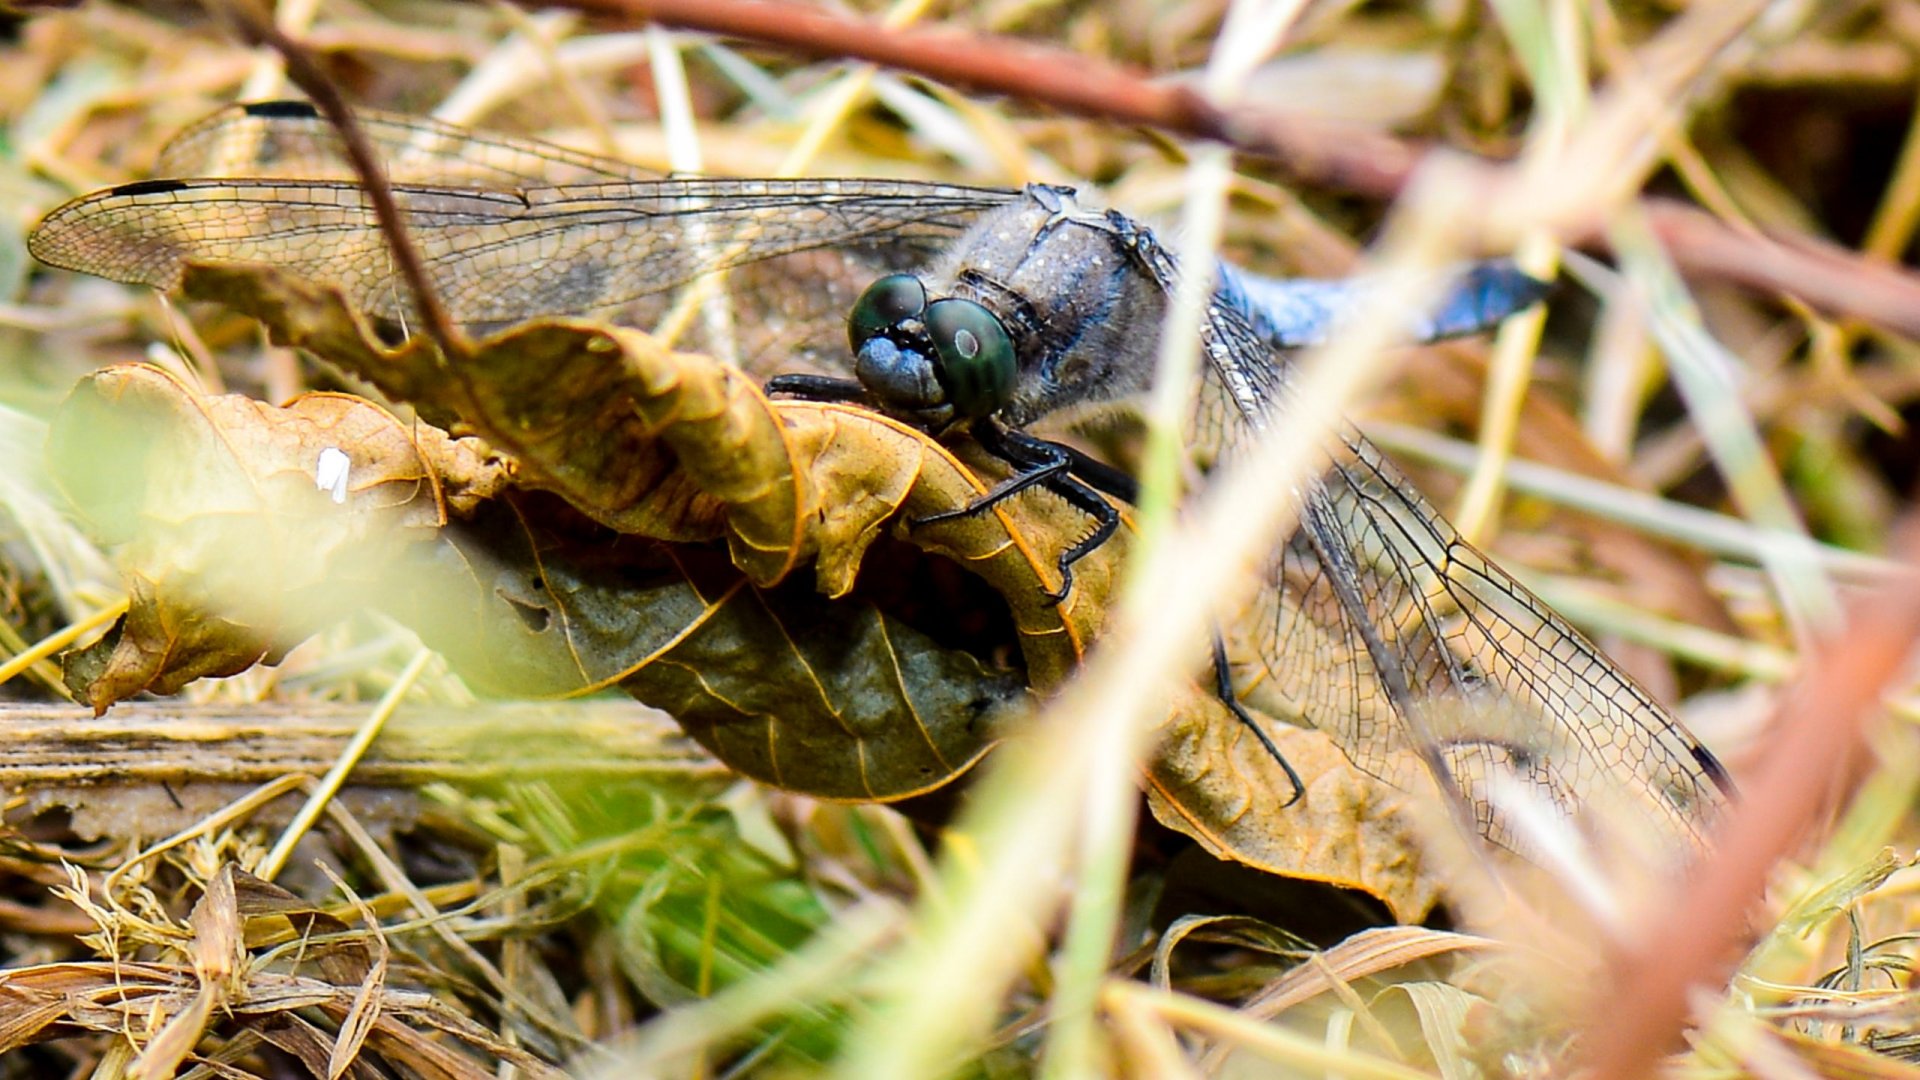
111, 178, 190, 197
1694, 743, 1737, 797
242, 100, 322, 119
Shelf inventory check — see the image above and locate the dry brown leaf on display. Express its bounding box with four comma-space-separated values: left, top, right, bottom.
176, 261, 1130, 629
387, 480, 1031, 801
181, 263, 796, 579
41, 354, 1038, 801
170, 261, 1128, 802
1147, 698, 1439, 921
47, 364, 454, 711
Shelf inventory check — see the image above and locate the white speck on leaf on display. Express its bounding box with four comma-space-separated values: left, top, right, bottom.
315, 447, 351, 505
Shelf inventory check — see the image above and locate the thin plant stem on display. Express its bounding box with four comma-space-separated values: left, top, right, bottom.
258, 648, 433, 881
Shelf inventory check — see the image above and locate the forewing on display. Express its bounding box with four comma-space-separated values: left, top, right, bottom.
156, 100, 653, 185
30, 175, 1018, 329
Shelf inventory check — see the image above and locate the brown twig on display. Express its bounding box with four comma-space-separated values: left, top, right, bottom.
0, 701, 722, 787
572, 0, 1213, 128
1579, 517, 1920, 1079
1641, 200, 1920, 341
561, 0, 1422, 193
548, 0, 1920, 341
213, 0, 467, 359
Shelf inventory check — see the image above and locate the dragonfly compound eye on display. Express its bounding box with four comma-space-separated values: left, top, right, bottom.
924, 298, 1016, 419
847, 273, 928, 353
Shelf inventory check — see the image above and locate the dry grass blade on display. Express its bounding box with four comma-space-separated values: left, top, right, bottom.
0, 790, 600, 1077
1104, 980, 1433, 1080
259, 649, 433, 882
130, 867, 244, 1080
1583, 521, 1920, 1077
316, 866, 389, 1079
1240, 927, 1500, 1021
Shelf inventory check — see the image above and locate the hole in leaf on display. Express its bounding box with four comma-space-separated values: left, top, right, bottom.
502, 595, 551, 633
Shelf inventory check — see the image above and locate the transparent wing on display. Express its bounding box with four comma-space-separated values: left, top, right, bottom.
1125, 227, 1731, 849
156, 100, 654, 185
1235, 430, 1731, 850
30, 173, 1017, 329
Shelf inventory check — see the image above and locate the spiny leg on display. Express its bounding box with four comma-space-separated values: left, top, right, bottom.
946, 425, 1302, 801
1031, 472, 1121, 605
913, 420, 1120, 606
910, 421, 1076, 527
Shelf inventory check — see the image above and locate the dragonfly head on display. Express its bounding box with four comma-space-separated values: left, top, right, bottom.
848, 273, 1017, 430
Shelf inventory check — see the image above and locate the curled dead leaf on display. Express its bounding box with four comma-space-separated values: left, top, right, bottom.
69, 264, 1115, 803
182, 264, 799, 581
177, 261, 1116, 673
47, 364, 454, 711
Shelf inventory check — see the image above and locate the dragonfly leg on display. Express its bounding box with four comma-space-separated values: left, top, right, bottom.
1212, 630, 1304, 807
764, 373, 871, 404
911, 424, 1074, 527
911, 420, 1121, 606
983, 426, 1128, 605
1034, 474, 1120, 605
1053, 443, 1138, 504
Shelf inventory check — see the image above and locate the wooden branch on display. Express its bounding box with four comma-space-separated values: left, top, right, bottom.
561, 0, 1417, 192
0, 701, 724, 787
1642, 199, 1920, 340
545, 0, 1920, 339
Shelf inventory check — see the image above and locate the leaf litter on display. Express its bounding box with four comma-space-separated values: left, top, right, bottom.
5, 0, 1920, 1077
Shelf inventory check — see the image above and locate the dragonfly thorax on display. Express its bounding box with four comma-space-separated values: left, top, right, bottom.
928, 189, 1171, 429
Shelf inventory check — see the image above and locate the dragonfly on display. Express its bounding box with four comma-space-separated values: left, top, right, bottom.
29, 101, 1734, 852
